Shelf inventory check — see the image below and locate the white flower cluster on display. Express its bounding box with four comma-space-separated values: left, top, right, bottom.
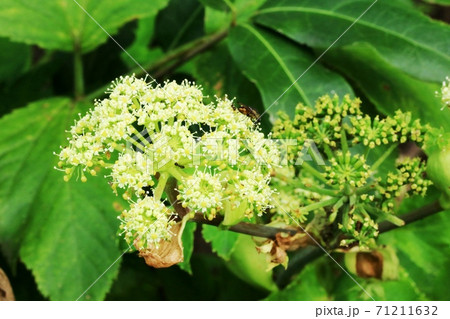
178, 171, 224, 219
119, 196, 175, 248
57, 75, 279, 248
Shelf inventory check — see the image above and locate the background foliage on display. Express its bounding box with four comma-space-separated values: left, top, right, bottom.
0, 0, 449, 301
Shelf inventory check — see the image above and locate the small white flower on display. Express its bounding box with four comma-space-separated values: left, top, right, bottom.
111, 152, 154, 195
119, 196, 175, 249
178, 170, 224, 218
235, 169, 273, 214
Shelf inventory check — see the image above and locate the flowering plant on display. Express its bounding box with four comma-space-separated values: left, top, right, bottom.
270, 95, 432, 250
57, 75, 279, 253
58, 74, 440, 268
1, 0, 450, 302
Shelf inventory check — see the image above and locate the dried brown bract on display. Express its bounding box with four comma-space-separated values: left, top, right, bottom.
137, 222, 185, 268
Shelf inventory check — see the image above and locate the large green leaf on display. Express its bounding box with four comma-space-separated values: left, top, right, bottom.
277, 204, 450, 300
204, 0, 267, 34
154, 0, 204, 52
255, 0, 450, 83
331, 207, 450, 301
265, 261, 329, 300
0, 98, 124, 300
332, 266, 426, 301
378, 210, 450, 300
228, 24, 353, 117
121, 17, 164, 68
191, 41, 266, 118
202, 224, 238, 260
268, 255, 426, 301
0, 0, 168, 52
0, 37, 30, 81
178, 221, 197, 274
324, 43, 450, 130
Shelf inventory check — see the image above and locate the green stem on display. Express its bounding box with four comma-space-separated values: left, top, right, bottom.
298, 185, 340, 197
301, 161, 328, 184
168, 166, 189, 182
341, 130, 349, 154
355, 183, 376, 195
371, 143, 398, 171
154, 172, 170, 201
84, 28, 229, 101
364, 147, 371, 159
73, 41, 84, 100
224, 0, 237, 24
190, 212, 298, 238
151, 28, 229, 79
276, 200, 443, 288
323, 143, 335, 159
300, 197, 339, 214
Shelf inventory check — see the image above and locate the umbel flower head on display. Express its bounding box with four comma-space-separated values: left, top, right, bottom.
57, 75, 279, 249
271, 94, 431, 250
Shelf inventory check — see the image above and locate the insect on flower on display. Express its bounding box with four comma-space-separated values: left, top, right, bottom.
234, 102, 260, 122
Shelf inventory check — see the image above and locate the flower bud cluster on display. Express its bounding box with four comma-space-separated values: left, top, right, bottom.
270, 168, 323, 224
273, 94, 362, 155
324, 152, 371, 189
271, 94, 431, 250
348, 110, 426, 148
377, 157, 432, 213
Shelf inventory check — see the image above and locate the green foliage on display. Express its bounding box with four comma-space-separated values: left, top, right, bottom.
379, 209, 450, 300
323, 43, 450, 130
0, 37, 30, 81
226, 234, 277, 292
265, 262, 329, 301
121, 17, 164, 68
228, 25, 354, 116
0, 99, 124, 300
255, 0, 450, 82
154, 0, 204, 51
201, 225, 239, 260
0, 0, 168, 52
0, 0, 449, 301
178, 221, 197, 274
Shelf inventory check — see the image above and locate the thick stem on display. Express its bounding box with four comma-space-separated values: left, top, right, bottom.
151, 28, 228, 79
301, 161, 328, 184
300, 197, 339, 214
190, 213, 298, 239
276, 200, 443, 288
154, 172, 170, 201
168, 189, 442, 241
84, 28, 229, 101
73, 41, 84, 100
378, 200, 442, 233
